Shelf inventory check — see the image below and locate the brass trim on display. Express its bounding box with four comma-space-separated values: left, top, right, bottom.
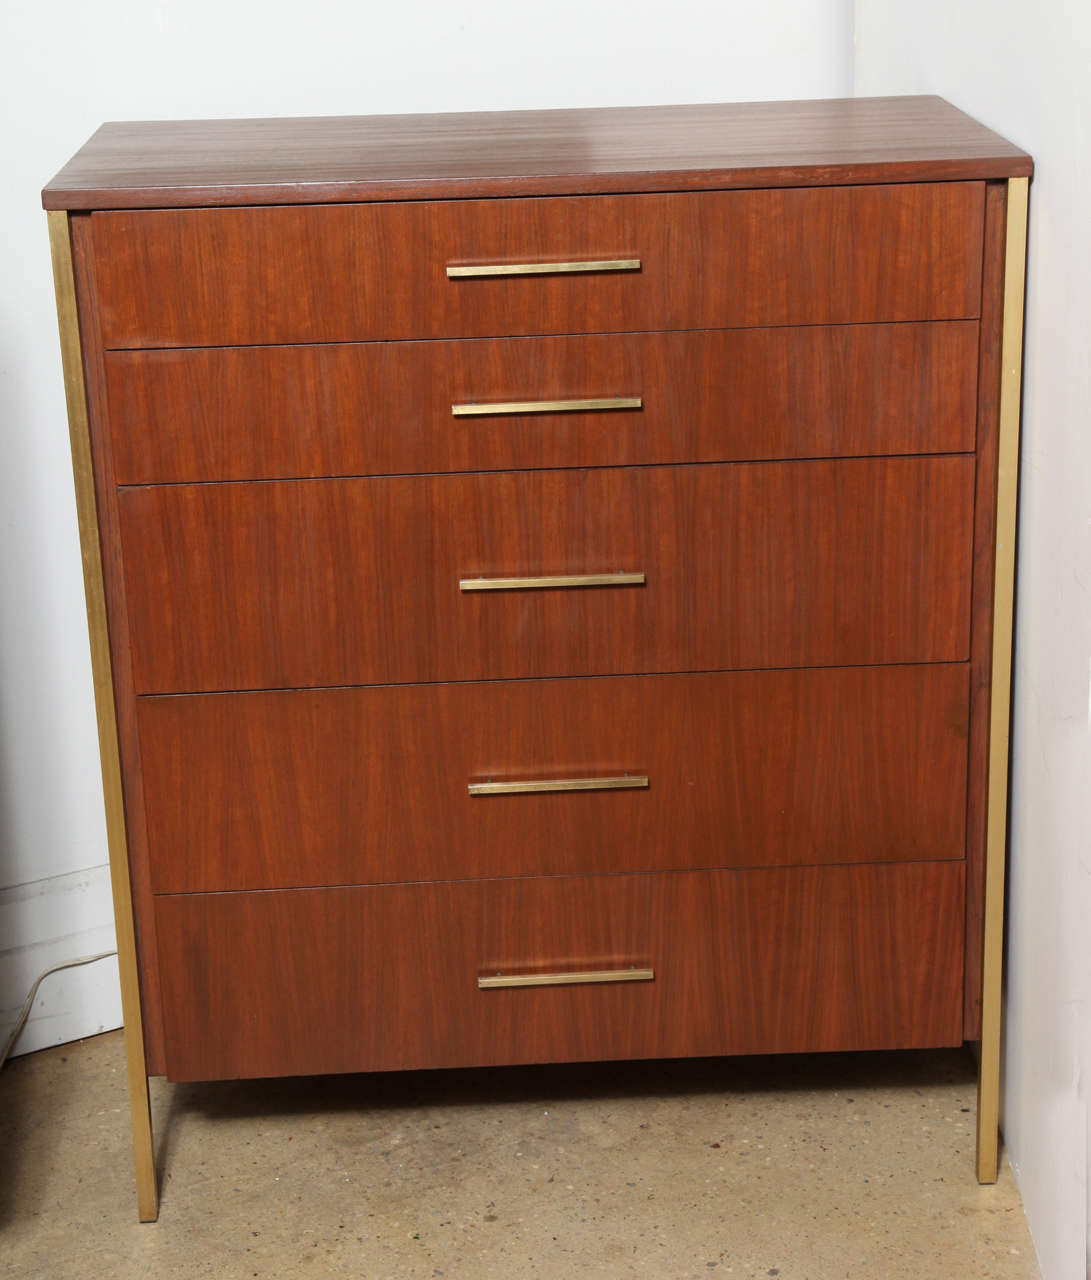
479, 968, 654, 989
47, 212, 158, 1223
469, 775, 649, 796
460, 572, 645, 592
452, 396, 642, 418
976, 176, 1029, 1186
447, 258, 641, 279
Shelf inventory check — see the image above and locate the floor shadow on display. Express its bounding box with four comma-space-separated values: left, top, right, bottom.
153, 1044, 977, 1185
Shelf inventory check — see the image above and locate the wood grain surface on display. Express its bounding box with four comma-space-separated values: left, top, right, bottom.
118, 457, 975, 694
46, 95, 1027, 1122
105, 323, 978, 484
154, 861, 966, 1081
69, 217, 167, 1073
43, 97, 1031, 210
91, 183, 984, 348
138, 664, 969, 893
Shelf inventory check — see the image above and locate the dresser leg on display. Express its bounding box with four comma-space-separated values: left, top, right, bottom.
129, 1063, 158, 1221
975, 175, 1029, 1186
48, 209, 160, 1221
975, 1038, 1000, 1184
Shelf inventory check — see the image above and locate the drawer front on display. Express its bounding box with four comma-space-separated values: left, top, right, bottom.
92, 184, 984, 348
106, 323, 978, 484
118, 457, 974, 694
154, 862, 966, 1081
139, 665, 969, 893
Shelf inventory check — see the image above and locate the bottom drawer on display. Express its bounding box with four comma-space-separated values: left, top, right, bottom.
155, 862, 965, 1081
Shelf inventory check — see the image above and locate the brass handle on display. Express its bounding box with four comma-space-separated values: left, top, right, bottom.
478, 968, 654, 990
452, 396, 642, 418
447, 258, 641, 279
468, 775, 648, 796
460, 572, 644, 592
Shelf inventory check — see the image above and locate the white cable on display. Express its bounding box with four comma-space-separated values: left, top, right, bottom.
0, 950, 118, 1071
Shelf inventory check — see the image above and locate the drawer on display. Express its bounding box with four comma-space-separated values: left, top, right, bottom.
91, 184, 984, 348
139, 664, 969, 893
105, 323, 978, 484
118, 457, 974, 694
154, 861, 966, 1081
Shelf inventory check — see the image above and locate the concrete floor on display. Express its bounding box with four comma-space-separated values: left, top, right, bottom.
1, 1032, 1039, 1280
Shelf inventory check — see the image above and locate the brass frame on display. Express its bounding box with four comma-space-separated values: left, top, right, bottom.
976, 176, 1030, 1184
47, 211, 158, 1222
44, 170, 1029, 1204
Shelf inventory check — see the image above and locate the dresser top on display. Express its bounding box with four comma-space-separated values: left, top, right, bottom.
43, 95, 1031, 211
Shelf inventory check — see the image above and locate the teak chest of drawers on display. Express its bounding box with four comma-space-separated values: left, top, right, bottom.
43, 96, 1031, 1220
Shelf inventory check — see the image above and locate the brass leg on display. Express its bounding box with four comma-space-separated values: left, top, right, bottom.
47, 211, 159, 1221
130, 1068, 158, 1221
976, 176, 1029, 1184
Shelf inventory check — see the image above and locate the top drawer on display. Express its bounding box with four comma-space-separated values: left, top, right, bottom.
90, 183, 985, 349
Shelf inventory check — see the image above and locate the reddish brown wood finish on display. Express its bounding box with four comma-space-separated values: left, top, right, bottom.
154, 861, 966, 1082
138, 664, 969, 893
118, 457, 974, 695
90, 184, 985, 349
42, 97, 1031, 211
47, 99, 1031, 1141
69, 216, 166, 1073
963, 183, 1008, 1037
105, 323, 978, 484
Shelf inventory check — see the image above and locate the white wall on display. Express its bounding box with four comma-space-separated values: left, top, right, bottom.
855, 7, 1091, 1279
0, 2, 852, 1052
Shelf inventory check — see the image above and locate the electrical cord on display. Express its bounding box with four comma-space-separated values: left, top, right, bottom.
0, 950, 118, 1071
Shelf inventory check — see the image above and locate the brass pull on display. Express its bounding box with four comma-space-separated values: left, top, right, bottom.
468, 775, 649, 796
459, 572, 644, 592
478, 968, 654, 990
452, 396, 642, 418
446, 258, 641, 279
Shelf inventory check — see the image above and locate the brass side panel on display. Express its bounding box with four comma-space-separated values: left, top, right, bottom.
47, 210, 158, 1222
976, 175, 1029, 1185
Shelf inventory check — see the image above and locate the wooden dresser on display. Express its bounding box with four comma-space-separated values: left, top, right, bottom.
43, 96, 1031, 1219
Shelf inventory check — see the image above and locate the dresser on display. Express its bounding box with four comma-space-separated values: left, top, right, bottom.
43, 96, 1031, 1220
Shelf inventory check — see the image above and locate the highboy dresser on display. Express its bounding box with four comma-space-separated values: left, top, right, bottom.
43, 97, 1031, 1219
